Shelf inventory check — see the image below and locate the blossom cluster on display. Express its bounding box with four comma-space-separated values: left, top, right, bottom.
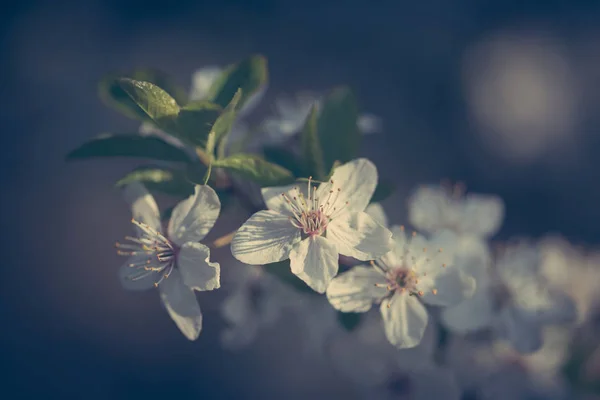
69, 58, 600, 399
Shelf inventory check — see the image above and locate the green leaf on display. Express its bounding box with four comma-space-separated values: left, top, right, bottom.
370, 180, 395, 203
208, 88, 243, 156
263, 146, 307, 178
175, 101, 223, 148
65, 133, 190, 162
99, 70, 187, 121
117, 78, 181, 122
115, 165, 195, 197
206, 55, 268, 110
264, 260, 319, 295
299, 105, 326, 179
317, 87, 360, 173
184, 162, 210, 185
336, 311, 363, 332
213, 153, 295, 187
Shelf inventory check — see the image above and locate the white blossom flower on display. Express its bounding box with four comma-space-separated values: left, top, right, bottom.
408, 183, 504, 239
442, 241, 576, 353
328, 311, 460, 400
220, 263, 301, 350
261, 92, 382, 145
231, 158, 394, 293
116, 182, 221, 340
327, 225, 476, 349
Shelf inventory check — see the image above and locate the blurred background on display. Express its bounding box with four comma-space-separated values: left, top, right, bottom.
2, 0, 600, 398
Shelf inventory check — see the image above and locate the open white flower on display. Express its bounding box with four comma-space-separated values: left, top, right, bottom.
231, 158, 393, 293
442, 241, 576, 353
327, 226, 475, 348
408, 183, 504, 238
262, 92, 382, 145
116, 183, 221, 340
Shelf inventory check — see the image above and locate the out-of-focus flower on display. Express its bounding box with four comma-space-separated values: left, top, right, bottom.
327, 225, 475, 349
329, 311, 460, 400
220, 263, 301, 350
442, 241, 576, 353
445, 326, 572, 400
116, 183, 221, 340
408, 183, 504, 239
190, 66, 223, 102
261, 92, 383, 145
231, 158, 393, 293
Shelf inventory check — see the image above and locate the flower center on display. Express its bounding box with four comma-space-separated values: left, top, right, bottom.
282, 176, 348, 237
116, 219, 179, 287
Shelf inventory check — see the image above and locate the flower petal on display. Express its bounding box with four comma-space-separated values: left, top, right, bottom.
122, 182, 161, 232
407, 185, 450, 234
420, 267, 476, 307
167, 185, 220, 246
159, 270, 203, 340
316, 158, 378, 215
326, 211, 393, 261
380, 294, 428, 349
118, 254, 161, 291
177, 242, 220, 291
261, 184, 305, 216
289, 236, 339, 293
440, 290, 495, 333
459, 194, 505, 237
190, 66, 222, 101
496, 306, 543, 354
326, 266, 388, 312
365, 202, 389, 228
231, 210, 301, 265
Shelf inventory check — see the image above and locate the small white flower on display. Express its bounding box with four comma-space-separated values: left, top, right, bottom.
190, 66, 223, 102
408, 183, 504, 238
220, 263, 301, 350
261, 92, 382, 145
327, 226, 476, 349
231, 158, 394, 293
116, 182, 221, 340
442, 241, 576, 353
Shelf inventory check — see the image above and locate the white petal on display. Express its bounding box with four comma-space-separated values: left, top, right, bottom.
122, 182, 161, 232
231, 210, 301, 265
326, 266, 388, 312
190, 66, 222, 101
440, 290, 495, 333
407, 185, 450, 234
159, 270, 203, 340
420, 267, 476, 307
458, 194, 505, 237
496, 306, 543, 353
365, 202, 389, 227
289, 236, 339, 293
167, 185, 220, 246
118, 255, 161, 291
316, 158, 378, 215
261, 184, 305, 216
327, 211, 393, 261
380, 294, 428, 349
177, 242, 220, 291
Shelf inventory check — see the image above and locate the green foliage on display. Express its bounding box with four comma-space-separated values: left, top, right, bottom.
371, 180, 395, 203
336, 311, 363, 332
213, 153, 295, 187
115, 165, 195, 197
300, 87, 360, 179
99, 70, 187, 122
65, 133, 190, 162
263, 146, 307, 178
206, 89, 243, 157
206, 55, 268, 110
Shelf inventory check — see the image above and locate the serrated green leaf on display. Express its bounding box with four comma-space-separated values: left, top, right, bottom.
300, 105, 326, 179
208, 88, 243, 156
99, 69, 188, 121
213, 153, 295, 187
206, 55, 268, 110
264, 260, 320, 295
65, 133, 190, 162
317, 87, 360, 173
336, 311, 363, 332
370, 180, 395, 203
115, 165, 195, 197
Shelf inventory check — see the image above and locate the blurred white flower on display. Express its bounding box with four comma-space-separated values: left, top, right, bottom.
231, 158, 393, 293
408, 183, 504, 239
445, 326, 572, 400
327, 226, 475, 349
442, 241, 576, 353
261, 92, 383, 145
329, 311, 460, 400
116, 183, 221, 340
220, 264, 301, 350
190, 66, 223, 102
